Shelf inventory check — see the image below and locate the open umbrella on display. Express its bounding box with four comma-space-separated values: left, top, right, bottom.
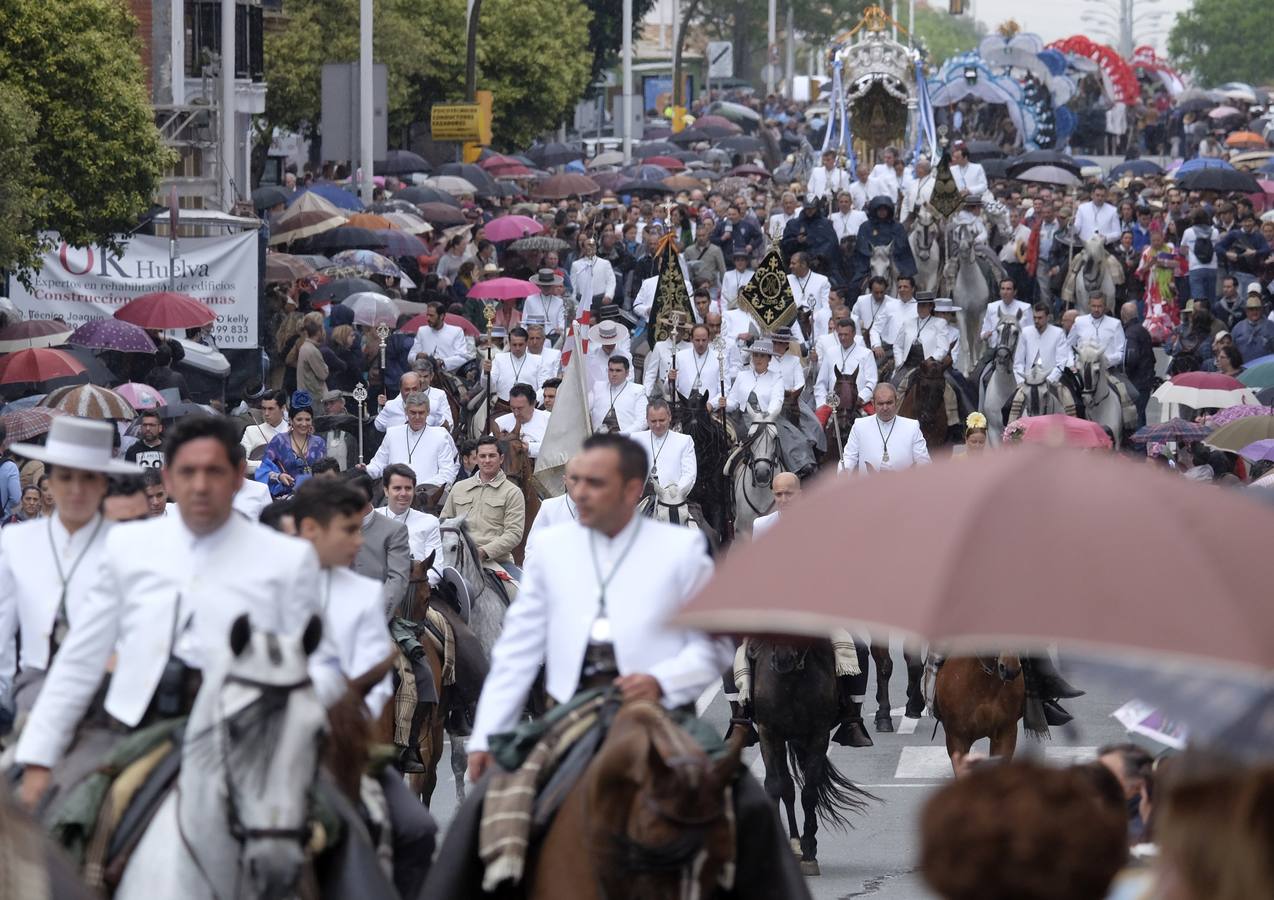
369, 199, 425, 216
617, 179, 673, 197
695, 114, 742, 133
374, 150, 432, 176
343, 213, 396, 231
642, 155, 686, 172
40, 383, 136, 420
1007, 150, 1080, 177
340, 292, 398, 328
265, 253, 318, 283
308, 226, 391, 252
1002, 414, 1112, 449
1108, 159, 1164, 180
1176, 167, 1261, 194
0, 349, 85, 386
372, 229, 429, 257
1226, 131, 1268, 150
1207, 105, 1243, 120
668, 128, 712, 145
423, 175, 478, 196
531, 174, 601, 200
507, 235, 570, 253
622, 163, 672, 181
962, 140, 1005, 160
588, 150, 625, 168
483, 215, 543, 243
1238, 361, 1274, 389
0, 406, 66, 442
633, 141, 680, 159
662, 174, 705, 192
466, 278, 538, 301
415, 202, 469, 227
1153, 371, 1259, 410
672, 447, 1274, 675
1237, 438, 1274, 461
979, 158, 1012, 179
252, 186, 292, 212
67, 319, 155, 354
290, 183, 364, 211
714, 135, 763, 154
381, 211, 431, 235
114, 382, 166, 410
0, 319, 74, 352
330, 249, 402, 278
1012, 165, 1081, 186
1175, 156, 1233, 176
527, 142, 583, 167
268, 208, 347, 246
730, 164, 772, 179
1129, 417, 1213, 445
437, 163, 497, 193
1205, 413, 1274, 452
707, 101, 760, 124
394, 186, 460, 207
115, 291, 215, 330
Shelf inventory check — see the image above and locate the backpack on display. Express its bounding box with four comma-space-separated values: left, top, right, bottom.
1193, 228, 1214, 266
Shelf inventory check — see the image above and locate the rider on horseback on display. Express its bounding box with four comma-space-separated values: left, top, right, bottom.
850, 196, 917, 290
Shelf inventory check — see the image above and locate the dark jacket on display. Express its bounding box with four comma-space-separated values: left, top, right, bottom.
710, 217, 763, 263
1123, 320, 1156, 390
849, 196, 917, 288
780, 209, 841, 275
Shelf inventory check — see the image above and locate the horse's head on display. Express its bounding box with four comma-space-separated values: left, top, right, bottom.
869, 242, 894, 278
594, 701, 742, 897
1076, 343, 1106, 396
745, 420, 779, 487
996, 650, 1022, 683
439, 516, 475, 570
994, 313, 1021, 362
764, 641, 810, 676
209, 615, 329, 900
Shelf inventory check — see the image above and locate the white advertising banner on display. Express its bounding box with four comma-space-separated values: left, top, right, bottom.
8, 232, 261, 348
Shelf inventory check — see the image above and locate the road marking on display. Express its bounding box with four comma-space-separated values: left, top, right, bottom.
896, 716, 919, 735
695, 682, 721, 717
894, 745, 1098, 779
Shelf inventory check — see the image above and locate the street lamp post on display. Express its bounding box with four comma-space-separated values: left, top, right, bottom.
358, 0, 373, 203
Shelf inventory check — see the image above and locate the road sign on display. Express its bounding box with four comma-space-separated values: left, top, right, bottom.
431, 104, 484, 142
707, 41, 733, 79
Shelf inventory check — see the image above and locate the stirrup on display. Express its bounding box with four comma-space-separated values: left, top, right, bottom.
396, 744, 427, 774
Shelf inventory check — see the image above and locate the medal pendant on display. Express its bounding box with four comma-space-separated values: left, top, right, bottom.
881, 451, 890, 463
590, 616, 612, 642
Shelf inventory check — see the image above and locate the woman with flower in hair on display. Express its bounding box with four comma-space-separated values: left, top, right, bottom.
963, 411, 989, 454
258, 390, 327, 496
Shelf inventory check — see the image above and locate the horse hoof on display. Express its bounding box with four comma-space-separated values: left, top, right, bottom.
800, 860, 821, 877
789, 838, 803, 856
875, 717, 894, 733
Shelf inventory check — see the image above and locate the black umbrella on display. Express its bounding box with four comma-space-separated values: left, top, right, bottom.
1109, 159, 1165, 180
668, 128, 712, 145
617, 179, 674, 196
308, 277, 381, 304
714, 135, 763, 153
1007, 149, 1080, 177
307, 227, 391, 251
528, 142, 583, 167
395, 186, 460, 207
1175, 97, 1215, 114
508, 235, 570, 252
1176, 167, 1261, 193
981, 158, 1012, 179
416, 202, 469, 226
252, 186, 292, 211
963, 140, 1006, 161
438, 162, 497, 193
375, 150, 432, 176
634, 141, 680, 159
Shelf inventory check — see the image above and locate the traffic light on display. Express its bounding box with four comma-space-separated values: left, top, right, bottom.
949, 0, 965, 13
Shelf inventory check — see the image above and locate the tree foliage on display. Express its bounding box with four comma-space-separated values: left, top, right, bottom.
583, 0, 659, 93
0, 0, 172, 272
908, 2, 984, 68
1167, 0, 1274, 86
262, 0, 593, 154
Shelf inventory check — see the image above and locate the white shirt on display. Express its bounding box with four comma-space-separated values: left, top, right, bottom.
589, 379, 648, 433
1074, 200, 1122, 244
530, 347, 562, 385
410, 323, 471, 372
852, 293, 904, 347
980, 299, 1033, 344
751, 510, 781, 539
0, 513, 112, 680
469, 516, 730, 752
490, 350, 545, 401
375, 506, 443, 578
814, 341, 878, 405
902, 175, 936, 222
866, 164, 901, 203
1181, 226, 1218, 270
241, 419, 287, 472
495, 409, 552, 458
673, 346, 728, 400
375, 387, 452, 432
807, 165, 851, 200
629, 428, 697, 496
365, 423, 460, 486
787, 270, 831, 311
771, 351, 805, 392
951, 161, 988, 198
849, 181, 870, 210
726, 367, 785, 418
1068, 313, 1126, 369
768, 211, 797, 241
524, 493, 576, 561
642, 339, 688, 398
321, 567, 393, 718
721, 268, 755, 306
15, 514, 345, 768
232, 478, 272, 521
522, 292, 567, 333
894, 314, 954, 367
1014, 323, 1072, 384
830, 209, 868, 241
569, 256, 617, 311
840, 413, 930, 473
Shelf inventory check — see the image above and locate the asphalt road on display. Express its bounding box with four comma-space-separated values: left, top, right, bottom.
424, 641, 1140, 900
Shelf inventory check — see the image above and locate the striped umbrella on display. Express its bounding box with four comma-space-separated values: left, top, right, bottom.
0, 319, 75, 353
0, 406, 66, 442
1130, 418, 1213, 445
40, 384, 137, 420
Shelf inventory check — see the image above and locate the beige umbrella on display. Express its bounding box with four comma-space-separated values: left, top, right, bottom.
382, 211, 432, 235
268, 192, 348, 246
40, 384, 137, 420
422, 175, 478, 196
673, 447, 1274, 676
1206, 414, 1274, 452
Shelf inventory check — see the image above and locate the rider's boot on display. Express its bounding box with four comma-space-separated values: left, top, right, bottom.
397, 701, 432, 774
1027, 655, 1084, 699
1042, 699, 1074, 727
831, 676, 874, 748
724, 699, 760, 748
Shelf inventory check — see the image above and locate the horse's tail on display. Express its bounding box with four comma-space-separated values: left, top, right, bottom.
786, 744, 879, 831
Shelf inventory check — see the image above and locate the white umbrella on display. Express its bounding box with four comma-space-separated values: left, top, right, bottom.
340, 291, 398, 328
423, 175, 478, 196
588, 150, 624, 168
1012, 165, 1081, 186
383, 211, 433, 235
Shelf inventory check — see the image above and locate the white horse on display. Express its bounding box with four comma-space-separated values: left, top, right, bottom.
1008, 362, 1077, 422
1068, 235, 1120, 315
944, 224, 998, 377
116, 615, 327, 900
978, 313, 1022, 447
727, 411, 784, 536
868, 242, 899, 296
1074, 343, 1125, 446
908, 206, 942, 293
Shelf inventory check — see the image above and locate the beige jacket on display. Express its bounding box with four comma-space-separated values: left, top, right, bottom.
441, 469, 525, 563
297, 339, 329, 399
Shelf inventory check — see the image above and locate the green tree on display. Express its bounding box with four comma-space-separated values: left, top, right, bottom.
1167, 0, 1274, 86
907, 2, 984, 68
0, 0, 172, 272
0, 85, 40, 274
583, 0, 659, 93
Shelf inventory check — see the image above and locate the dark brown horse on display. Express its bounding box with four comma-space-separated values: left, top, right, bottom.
898, 356, 952, 451
525, 701, 742, 899
495, 417, 542, 566
867, 644, 925, 733
933, 652, 1025, 774
751, 640, 878, 876
819, 365, 862, 468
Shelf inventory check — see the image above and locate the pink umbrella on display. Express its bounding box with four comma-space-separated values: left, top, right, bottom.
1001, 414, 1112, 449
115, 382, 167, 410
482, 215, 544, 243
115, 291, 216, 329
1208, 105, 1242, 119
466, 277, 539, 300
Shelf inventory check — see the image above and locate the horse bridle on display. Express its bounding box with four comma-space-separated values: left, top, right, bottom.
1080, 359, 1111, 407
913, 220, 938, 260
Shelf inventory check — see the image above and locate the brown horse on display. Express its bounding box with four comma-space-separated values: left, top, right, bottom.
933, 652, 1025, 774
898, 357, 952, 451
495, 417, 542, 566
525, 702, 743, 899
325, 653, 400, 804
819, 365, 862, 468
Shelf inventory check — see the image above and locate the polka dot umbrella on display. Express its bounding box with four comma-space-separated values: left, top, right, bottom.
67, 318, 157, 354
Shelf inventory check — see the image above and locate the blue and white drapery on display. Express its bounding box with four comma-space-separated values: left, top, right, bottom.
912, 56, 938, 162
819, 56, 857, 175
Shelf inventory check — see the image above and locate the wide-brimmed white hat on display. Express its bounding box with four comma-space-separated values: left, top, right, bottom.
934, 298, 960, 313
588, 320, 630, 346
748, 339, 778, 357
10, 416, 140, 474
